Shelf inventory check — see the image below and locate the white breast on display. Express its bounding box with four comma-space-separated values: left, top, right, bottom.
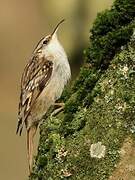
48, 48, 71, 101
42, 34, 71, 101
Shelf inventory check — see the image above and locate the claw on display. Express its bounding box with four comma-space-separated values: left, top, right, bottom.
51, 103, 65, 117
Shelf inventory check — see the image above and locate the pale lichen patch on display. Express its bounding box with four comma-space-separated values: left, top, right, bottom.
90, 142, 106, 159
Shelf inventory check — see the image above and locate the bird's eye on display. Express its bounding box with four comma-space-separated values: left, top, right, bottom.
43, 40, 48, 45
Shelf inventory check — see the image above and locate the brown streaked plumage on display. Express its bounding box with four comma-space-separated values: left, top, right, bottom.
17, 55, 53, 135
17, 19, 71, 174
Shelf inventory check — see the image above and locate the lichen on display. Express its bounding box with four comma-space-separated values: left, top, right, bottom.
90, 142, 106, 159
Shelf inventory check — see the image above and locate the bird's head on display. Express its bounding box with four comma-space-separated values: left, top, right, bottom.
34, 19, 66, 56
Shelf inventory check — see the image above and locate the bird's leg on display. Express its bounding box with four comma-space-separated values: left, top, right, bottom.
27, 124, 38, 175
51, 102, 65, 117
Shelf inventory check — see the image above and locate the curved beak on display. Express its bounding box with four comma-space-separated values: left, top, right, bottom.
51, 19, 65, 37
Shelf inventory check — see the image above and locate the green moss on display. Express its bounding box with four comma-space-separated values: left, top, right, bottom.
91, 0, 135, 37
88, 23, 135, 67
30, 0, 135, 179
61, 0, 135, 123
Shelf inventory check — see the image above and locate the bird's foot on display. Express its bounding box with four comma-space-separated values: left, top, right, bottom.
50, 103, 65, 117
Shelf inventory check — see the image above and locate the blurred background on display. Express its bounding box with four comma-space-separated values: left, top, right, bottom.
0, 0, 113, 179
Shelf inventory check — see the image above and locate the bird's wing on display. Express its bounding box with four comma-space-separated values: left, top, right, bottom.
17, 53, 53, 135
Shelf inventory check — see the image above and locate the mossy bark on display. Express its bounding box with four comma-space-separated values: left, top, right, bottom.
30, 0, 135, 179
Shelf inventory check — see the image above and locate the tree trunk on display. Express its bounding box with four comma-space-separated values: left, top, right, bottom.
30, 0, 135, 179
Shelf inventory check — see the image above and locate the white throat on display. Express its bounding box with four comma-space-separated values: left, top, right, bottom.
42, 34, 71, 82
43, 34, 67, 62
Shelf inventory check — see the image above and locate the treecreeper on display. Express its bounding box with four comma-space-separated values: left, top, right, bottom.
16, 19, 71, 174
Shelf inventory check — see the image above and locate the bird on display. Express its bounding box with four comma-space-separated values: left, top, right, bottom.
16, 19, 71, 174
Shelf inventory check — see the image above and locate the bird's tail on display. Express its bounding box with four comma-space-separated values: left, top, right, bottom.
27, 125, 38, 174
